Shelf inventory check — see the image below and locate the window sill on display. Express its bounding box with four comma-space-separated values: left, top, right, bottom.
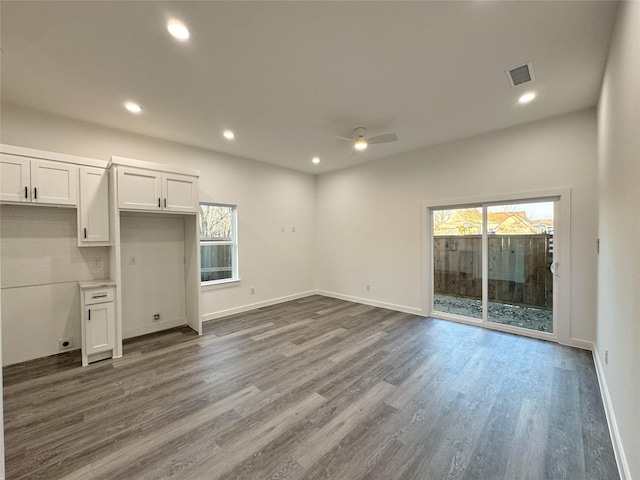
201, 279, 241, 291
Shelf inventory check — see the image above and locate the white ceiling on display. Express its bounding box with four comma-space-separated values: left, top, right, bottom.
0, 1, 619, 174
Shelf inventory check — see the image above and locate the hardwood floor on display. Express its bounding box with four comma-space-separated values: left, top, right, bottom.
3, 295, 619, 479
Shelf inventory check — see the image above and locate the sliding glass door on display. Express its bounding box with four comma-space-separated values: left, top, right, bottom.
431, 199, 556, 337
486, 202, 554, 333
432, 207, 483, 319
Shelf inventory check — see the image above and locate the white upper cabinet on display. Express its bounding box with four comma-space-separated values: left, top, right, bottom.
78, 167, 110, 245
0, 154, 77, 206
30, 160, 78, 205
162, 173, 199, 213
117, 166, 198, 213
117, 167, 162, 211
0, 154, 30, 203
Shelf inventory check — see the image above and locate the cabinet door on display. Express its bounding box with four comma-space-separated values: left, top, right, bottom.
30, 159, 78, 205
117, 167, 162, 211
85, 302, 115, 355
79, 167, 110, 244
0, 154, 30, 203
162, 173, 199, 213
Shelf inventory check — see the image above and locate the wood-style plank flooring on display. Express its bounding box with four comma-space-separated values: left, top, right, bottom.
3, 295, 619, 479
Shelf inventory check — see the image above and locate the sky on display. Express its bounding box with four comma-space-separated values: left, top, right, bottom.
489, 201, 554, 220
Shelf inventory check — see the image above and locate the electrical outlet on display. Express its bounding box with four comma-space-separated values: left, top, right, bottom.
59, 338, 73, 350
292, 226, 296, 233
92, 257, 102, 268
366, 284, 371, 291
605, 349, 609, 364
250, 287, 255, 295
129, 256, 137, 265
153, 313, 161, 322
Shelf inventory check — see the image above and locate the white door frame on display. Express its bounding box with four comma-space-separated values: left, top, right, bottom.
421, 188, 571, 345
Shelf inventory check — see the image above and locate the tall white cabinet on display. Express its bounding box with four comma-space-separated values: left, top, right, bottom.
111, 156, 202, 351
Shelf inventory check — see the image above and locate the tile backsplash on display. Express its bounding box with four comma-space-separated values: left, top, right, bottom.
1, 204, 109, 288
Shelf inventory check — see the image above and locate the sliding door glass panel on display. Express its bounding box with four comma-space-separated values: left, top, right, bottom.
486, 202, 554, 332
432, 207, 483, 319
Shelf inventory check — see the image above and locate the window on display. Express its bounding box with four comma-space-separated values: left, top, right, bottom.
200, 203, 238, 285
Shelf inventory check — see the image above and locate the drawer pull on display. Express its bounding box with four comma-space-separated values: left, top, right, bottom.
88, 309, 91, 321
92, 294, 108, 299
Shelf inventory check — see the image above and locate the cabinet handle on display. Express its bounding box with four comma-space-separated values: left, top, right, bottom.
34, 187, 37, 199
24, 186, 28, 199
164, 198, 167, 208
84, 228, 87, 239
158, 198, 161, 208
88, 309, 91, 321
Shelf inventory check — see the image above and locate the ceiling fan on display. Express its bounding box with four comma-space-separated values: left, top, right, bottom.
338, 127, 398, 152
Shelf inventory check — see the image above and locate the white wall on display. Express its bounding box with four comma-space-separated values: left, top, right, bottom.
0, 205, 110, 365
596, 2, 640, 479
317, 109, 598, 347
120, 214, 186, 338
0, 251, 6, 480
0, 102, 317, 329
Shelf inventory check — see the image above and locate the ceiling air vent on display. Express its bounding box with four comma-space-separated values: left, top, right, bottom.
506, 62, 535, 87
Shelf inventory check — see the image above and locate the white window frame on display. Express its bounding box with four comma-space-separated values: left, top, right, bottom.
200, 203, 239, 289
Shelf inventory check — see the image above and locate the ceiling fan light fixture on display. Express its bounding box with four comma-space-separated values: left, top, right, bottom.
354, 139, 368, 151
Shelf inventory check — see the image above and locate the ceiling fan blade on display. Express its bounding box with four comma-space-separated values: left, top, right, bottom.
332, 134, 356, 142
368, 133, 398, 144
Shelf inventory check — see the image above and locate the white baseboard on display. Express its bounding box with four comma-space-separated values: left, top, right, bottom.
593, 345, 631, 480
561, 337, 594, 351
123, 318, 186, 339
316, 290, 423, 316
202, 291, 317, 323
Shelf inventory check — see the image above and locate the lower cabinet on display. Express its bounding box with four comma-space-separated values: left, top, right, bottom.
80, 282, 116, 366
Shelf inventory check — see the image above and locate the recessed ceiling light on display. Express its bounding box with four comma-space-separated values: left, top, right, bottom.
518, 92, 536, 104
312, 157, 320, 164
124, 102, 142, 113
223, 130, 235, 140
167, 21, 190, 40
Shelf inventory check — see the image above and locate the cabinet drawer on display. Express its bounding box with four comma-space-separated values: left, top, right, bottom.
84, 287, 114, 305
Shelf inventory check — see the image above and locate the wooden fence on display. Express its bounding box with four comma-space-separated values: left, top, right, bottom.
200, 245, 232, 282
433, 234, 553, 308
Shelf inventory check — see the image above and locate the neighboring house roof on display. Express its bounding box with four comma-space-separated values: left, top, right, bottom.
434, 210, 544, 235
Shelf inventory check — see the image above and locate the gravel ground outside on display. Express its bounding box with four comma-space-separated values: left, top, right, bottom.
433, 293, 553, 333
